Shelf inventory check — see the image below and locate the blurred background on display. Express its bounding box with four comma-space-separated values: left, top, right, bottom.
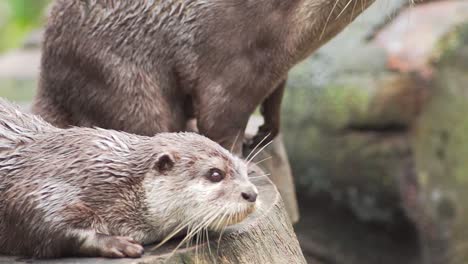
1, 0, 467, 263
0, 0, 47, 103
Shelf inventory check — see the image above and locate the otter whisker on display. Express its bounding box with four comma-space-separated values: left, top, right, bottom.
216, 228, 226, 256
205, 228, 215, 263
185, 209, 219, 244
251, 173, 271, 177
213, 208, 229, 231
184, 223, 198, 249
247, 139, 275, 165
200, 229, 208, 263
156, 222, 191, 250
210, 207, 233, 258
320, 0, 341, 40
203, 209, 227, 262
229, 131, 241, 153
216, 211, 230, 256
155, 209, 209, 250
248, 173, 271, 179
167, 209, 218, 258
186, 229, 196, 251
350, 0, 358, 23
336, 0, 354, 20
254, 156, 272, 165
217, 212, 234, 253
186, 216, 202, 250
184, 211, 215, 242
188, 210, 220, 262
195, 228, 201, 264
186, 210, 212, 249
154, 212, 199, 249
246, 132, 271, 162
196, 227, 207, 263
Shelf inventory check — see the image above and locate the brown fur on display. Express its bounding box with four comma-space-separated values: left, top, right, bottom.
0, 98, 257, 258
33, 0, 375, 154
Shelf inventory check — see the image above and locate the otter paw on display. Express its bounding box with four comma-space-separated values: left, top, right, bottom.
98, 236, 144, 258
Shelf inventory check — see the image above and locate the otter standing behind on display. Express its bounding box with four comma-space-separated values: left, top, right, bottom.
0, 98, 257, 258
33, 0, 375, 155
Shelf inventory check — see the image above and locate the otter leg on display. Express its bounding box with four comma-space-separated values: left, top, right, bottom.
75, 231, 144, 258
197, 102, 252, 156
249, 78, 286, 149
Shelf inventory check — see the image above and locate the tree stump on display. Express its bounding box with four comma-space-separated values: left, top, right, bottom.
2, 171, 306, 264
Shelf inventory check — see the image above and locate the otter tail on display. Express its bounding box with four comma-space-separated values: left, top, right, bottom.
0, 98, 56, 151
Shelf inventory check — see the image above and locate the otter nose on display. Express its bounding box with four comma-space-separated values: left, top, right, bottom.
241, 191, 257, 203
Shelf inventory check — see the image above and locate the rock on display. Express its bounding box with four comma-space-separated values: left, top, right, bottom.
282, 0, 468, 263
283, 0, 416, 223
406, 21, 468, 264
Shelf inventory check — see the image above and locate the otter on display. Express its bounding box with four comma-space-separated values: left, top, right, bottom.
0, 98, 258, 258
33, 0, 375, 154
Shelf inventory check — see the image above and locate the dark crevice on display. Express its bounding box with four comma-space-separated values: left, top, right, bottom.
295, 192, 421, 264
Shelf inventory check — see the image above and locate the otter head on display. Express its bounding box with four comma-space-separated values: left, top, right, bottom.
141, 133, 257, 240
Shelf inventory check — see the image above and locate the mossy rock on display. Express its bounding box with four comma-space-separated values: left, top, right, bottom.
282, 1, 468, 235
410, 22, 468, 264
283, 53, 423, 223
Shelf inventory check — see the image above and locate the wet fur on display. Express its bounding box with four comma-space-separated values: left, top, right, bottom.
0, 98, 256, 258
33, 0, 375, 154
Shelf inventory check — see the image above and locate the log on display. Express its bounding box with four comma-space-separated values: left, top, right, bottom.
1, 170, 306, 264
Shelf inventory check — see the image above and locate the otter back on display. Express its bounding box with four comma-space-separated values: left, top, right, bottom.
0, 99, 56, 151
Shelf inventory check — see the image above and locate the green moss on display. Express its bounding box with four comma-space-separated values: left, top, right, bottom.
433, 22, 468, 68
314, 84, 371, 130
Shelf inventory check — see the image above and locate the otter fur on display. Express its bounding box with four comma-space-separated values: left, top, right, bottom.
33, 0, 375, 155
0, 98, 257, 258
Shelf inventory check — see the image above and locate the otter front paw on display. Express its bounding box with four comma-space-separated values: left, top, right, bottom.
81, 234, 144, 258
99, 236, 144, 258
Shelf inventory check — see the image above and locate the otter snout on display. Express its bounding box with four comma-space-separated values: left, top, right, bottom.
241, 191, 257, 202
241, 186, 258, 203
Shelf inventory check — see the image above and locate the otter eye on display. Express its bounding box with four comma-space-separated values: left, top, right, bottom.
206, 168, 225, 183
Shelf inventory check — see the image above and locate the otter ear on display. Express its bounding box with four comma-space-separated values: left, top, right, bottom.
154, 153, 175, 172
